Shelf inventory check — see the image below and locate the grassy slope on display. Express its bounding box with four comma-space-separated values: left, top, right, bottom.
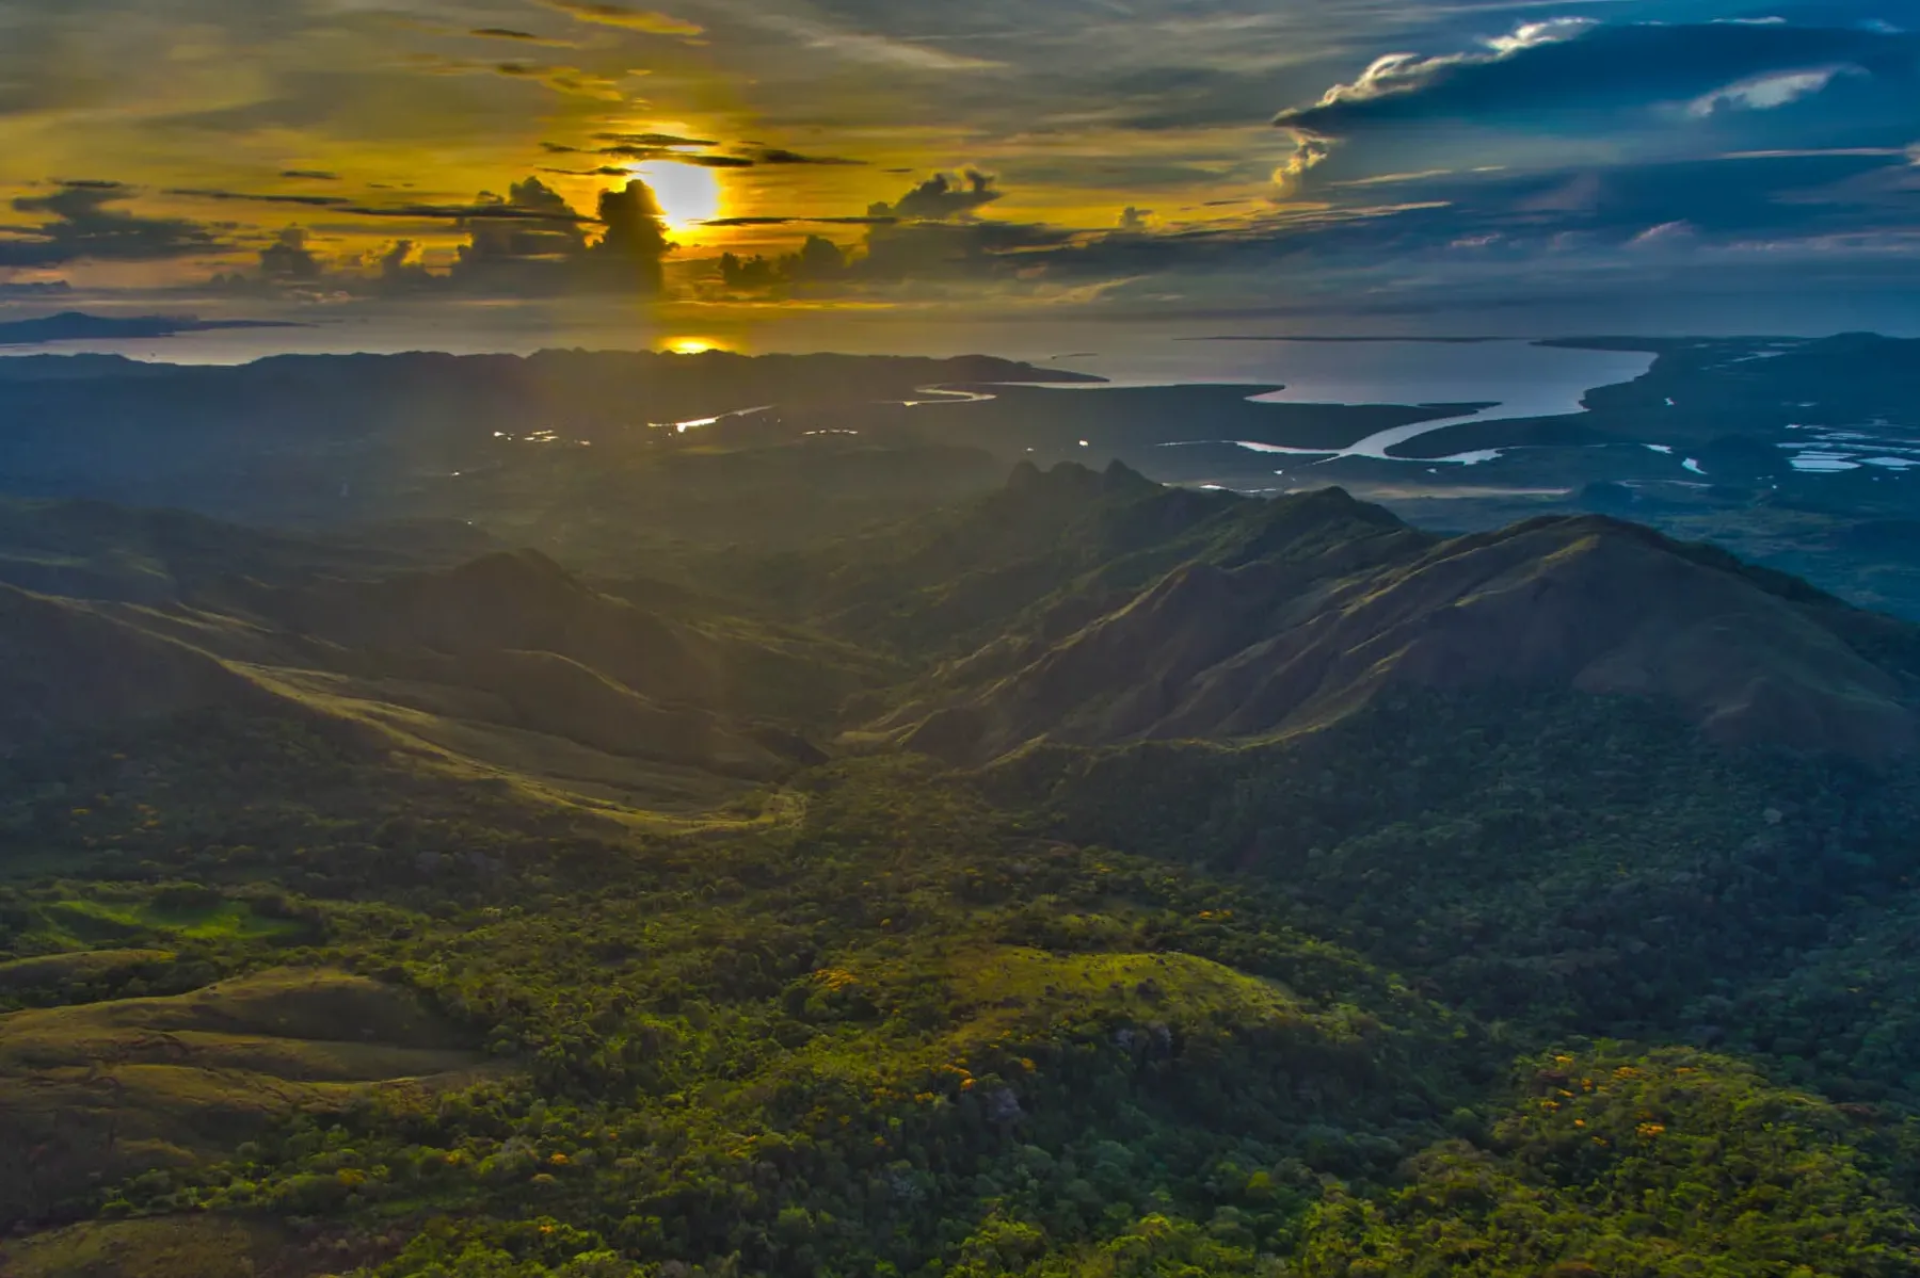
1, 705, 1917, 1276
0, 968, 485, 1225
3, 479, 1920, 1275
0, 1217, 312, 1278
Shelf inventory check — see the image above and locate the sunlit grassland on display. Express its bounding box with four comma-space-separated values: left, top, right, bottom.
0, 968, 489, 1226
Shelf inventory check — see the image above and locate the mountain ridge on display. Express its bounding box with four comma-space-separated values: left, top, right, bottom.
862, 467, 1919, 766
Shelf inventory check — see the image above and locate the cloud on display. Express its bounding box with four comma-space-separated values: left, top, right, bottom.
1275, 19, 1920, 136
588, 179, 673, 293
167, 187, 350, 209
855, 216, 1070, 281
1626, 219, 1697, 250
701, 216, 896, 227
260, 227, 323, 281
374, 240, 430, 288
0, 182, 221, 269
717, 235, 848, 293
339, 195, 593, 223
470, 28, 547, 41
1277, 18, 1594, 124
595, 145, 752, 167
746, 148, 866, 166
868, 171, 1003, 221
281, 170, 340, 181
431, 176, 673, 296
1688, 65, 1865, 116
596, 131, 717, 148
490, 61, 627, 98
562, 133, 866, 169
453, 177, 590, 275
203, 174, 677, 300
739, 12, 1001, 71
534, 1, 703, 37
1273, 134, 1331, 191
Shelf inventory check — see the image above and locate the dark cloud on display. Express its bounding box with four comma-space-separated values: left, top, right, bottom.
342, 196, 592, 222
259, 227, 323, 282
168, 187, 350, 208
596, 131, 717, 148
280, 170, 340, 182
0, 280, 71, 298
471, 28, 546, 41
0, 182, 222, 268
439, 176, 672, 296
747, 148, 866, 166
592, 142, 753, 167
856, 216, 1071, 280
868, 171, 1003, 221
453, 177, 590, 276
718, 235, 849, 292
539, 166, 639, 179
1275, 19, 1920, 136
483, 61, 626, 97
586, 180, 673, 293
702, 216, 897, 227
966, 147, 1920, 304
373, 240, 435, 293
1384, 151, 1920, 246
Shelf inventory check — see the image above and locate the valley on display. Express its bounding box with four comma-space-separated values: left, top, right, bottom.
0, 431, 1917, 1275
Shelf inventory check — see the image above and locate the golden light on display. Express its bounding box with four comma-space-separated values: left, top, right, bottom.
631, 161, 723, 232
662, 335, 735, 355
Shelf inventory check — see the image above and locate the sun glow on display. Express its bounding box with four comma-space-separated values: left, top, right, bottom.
663, 335, 735, 355
631, 161, 723, 232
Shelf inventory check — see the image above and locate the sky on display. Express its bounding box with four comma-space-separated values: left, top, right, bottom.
1, 0, 1917, 347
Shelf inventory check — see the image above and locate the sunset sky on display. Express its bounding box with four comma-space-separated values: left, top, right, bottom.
2, 0, 1917, 342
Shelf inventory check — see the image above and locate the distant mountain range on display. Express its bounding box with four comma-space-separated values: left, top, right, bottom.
0, 336, 1913, 620
0, 311, 298, 345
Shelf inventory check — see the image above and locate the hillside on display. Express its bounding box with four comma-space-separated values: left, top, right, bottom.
3, 478, 1920, 1278
0, 968, 485, 1224
0, 496, 498, 606
0, 534, 881, 805
776, 463, 1913, 767
0, 586, 287, 749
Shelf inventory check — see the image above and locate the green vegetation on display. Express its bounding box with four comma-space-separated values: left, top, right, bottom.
1, 470, 1919, 1276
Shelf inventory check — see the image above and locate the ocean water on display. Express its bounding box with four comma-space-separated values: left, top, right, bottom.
2, 311, 1656, 445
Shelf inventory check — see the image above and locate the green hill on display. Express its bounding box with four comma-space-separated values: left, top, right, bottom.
0, 968, 485, 1225
2, 474, 1920, 1277
836, 466, 1918, 767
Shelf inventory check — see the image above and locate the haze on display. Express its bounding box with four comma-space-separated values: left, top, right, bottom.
2, 0, 1917, 352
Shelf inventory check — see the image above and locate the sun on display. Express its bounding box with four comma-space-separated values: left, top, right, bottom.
663, 336, 735, 355
630, 161, 723, 233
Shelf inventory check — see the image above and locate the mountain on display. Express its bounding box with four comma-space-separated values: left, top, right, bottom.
0, 495, 498, 605
0, 585, 281, 748
0, 529, 879, 802
5, 341, 1916, 623
6, 476, 1920, 1278
803, 463, 1918, 767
